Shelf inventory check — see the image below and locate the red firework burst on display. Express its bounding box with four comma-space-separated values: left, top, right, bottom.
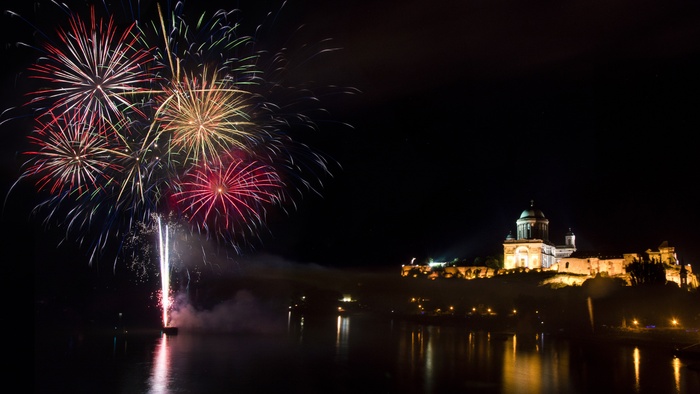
173, 155, 284, 236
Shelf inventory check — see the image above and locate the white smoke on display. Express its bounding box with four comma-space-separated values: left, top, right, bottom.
165, 253, 397, 334
169, 290, 287, 334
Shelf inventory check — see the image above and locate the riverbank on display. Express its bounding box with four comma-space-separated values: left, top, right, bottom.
561, 325, 698, 346
384, 311, 700, 354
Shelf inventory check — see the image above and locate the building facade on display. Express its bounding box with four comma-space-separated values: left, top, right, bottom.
503, 201, 576, 270
503, 201, 696, 288
403, 201, 696, 288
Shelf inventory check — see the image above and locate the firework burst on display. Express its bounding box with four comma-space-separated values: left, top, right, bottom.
173, 155, 284, 242
6, 1, 348, 272
26, 5, 156, 129
23, 111, 118, 196
150, 68, 259, 165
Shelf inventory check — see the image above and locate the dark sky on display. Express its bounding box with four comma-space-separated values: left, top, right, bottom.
254, 0, 700, 267
3, 0, 700, 275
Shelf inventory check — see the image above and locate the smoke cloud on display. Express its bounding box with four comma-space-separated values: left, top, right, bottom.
169, 290, 287, 334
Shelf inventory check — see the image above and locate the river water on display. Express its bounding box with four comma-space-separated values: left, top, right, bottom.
35, 313, 700, 393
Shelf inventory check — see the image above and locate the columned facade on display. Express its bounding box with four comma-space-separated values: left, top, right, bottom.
503, 201, 575, 270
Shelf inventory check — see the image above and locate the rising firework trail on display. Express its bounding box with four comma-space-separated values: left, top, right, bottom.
158, 215, 172, 329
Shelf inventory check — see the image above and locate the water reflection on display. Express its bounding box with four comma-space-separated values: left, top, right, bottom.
120, 315, 699, 393
336, 315, 350, 362
423, 327, 434, 393
386, 319, 699, 393
502, 333, 573, 393
634, 347, 641, 392
673, 356, 681, 393
148, 334, 171, 394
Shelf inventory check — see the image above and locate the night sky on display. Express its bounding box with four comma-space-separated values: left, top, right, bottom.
4, 0, 700, 279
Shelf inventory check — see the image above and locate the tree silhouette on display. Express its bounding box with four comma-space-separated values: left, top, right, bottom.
625, 257, 667, 286
484, 255, 503, 270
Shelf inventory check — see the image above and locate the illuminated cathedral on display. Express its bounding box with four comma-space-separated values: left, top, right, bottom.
502, 200, 696, 288
503, 200, 576, 270
401, 200, 696, 287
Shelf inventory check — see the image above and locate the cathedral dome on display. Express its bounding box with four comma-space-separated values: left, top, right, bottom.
520, 200, 545, 219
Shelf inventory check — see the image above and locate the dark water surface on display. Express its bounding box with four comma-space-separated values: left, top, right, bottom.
35, 314, 700, 394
